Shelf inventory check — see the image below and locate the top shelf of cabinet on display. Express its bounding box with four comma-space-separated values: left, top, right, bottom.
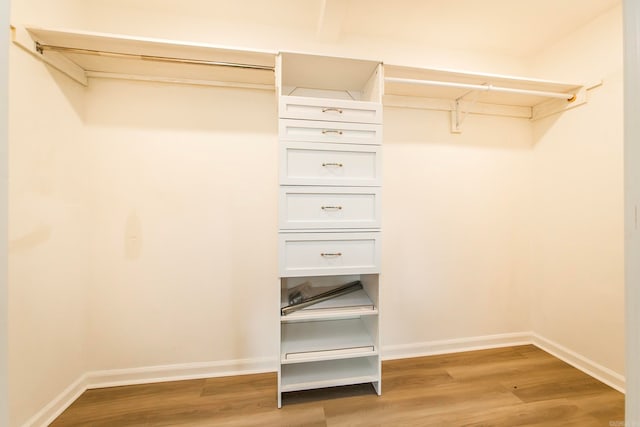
278, 52, 383, 103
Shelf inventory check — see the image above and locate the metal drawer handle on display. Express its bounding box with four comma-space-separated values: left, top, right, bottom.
322, 162, 343, 167
322, 129, 343, 135
321, 206, 343, 210
321, 252, 342, 257
322, 108, 343, 114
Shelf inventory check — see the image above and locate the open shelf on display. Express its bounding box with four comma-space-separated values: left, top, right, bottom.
279, 52, 382, 102
281, 274, 379, 320
280, 357, 379, 393
281, 318, 376, 364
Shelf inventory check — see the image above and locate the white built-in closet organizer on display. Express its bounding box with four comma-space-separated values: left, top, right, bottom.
276, 52, 383, 407
11, 25, 599, 408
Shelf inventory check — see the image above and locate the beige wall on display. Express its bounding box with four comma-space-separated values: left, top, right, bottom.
85, 80, 279, 369
73, 1, 533, 368
7, 1, 625, 425
10, 0, 85, 28
9, 2, 90, 425
381, 109, 533, 349
8, 47, 90, 425
50, 0, 529, 76
527, 5, 624, 374
8, 47, 90, 427
81, 80, 533, 370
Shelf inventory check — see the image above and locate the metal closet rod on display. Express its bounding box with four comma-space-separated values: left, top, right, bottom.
385, 76, 576, 101
35, 42, 275, 71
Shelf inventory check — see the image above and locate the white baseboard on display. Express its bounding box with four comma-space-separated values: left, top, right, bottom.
24, 357, 277, 427
381, 331, 533, 360
26, 334, 626, 426
23, 373, 89, 427
85, 356, 277, 390
532, 333, 625, 393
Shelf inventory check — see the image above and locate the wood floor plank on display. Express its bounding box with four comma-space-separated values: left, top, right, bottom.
50, 345, 624, 426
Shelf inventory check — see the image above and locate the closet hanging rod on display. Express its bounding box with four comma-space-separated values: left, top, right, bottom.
385, 77, 576, 101
34, 42, 276, 71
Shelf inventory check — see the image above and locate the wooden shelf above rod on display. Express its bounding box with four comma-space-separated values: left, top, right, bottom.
11, 25, 277, 89
11, 24, 601, 129
383, 64, 599, 130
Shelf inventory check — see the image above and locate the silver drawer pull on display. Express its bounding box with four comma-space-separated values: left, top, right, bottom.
321, 252, 342, 257
322, 108, 343, 114
322, 129, 343, 135
322, 162, 343, 167
321, 206, 343, 210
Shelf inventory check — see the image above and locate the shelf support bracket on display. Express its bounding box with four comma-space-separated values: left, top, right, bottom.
451, 100, 463, 133
10, 25, 88, 86
450, 90, 480, 133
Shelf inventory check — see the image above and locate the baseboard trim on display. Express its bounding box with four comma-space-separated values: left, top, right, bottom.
26, 333, 626, 426
23, 373, 89, 427
25, 357, 276, 427
532, 333, 625, 393
381, 332, 533, 360
85, 356, 277, 390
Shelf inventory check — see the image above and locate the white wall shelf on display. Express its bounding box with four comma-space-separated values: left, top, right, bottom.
11, 25, 596, 127
385, 65, 582, 106
383, 64, 599, 130
11, 25, 276, 89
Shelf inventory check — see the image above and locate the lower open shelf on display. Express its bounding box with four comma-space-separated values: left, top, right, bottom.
280, 356, 380, 393
281, 318, 376, 363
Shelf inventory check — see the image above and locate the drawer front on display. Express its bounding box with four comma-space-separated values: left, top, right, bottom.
279, 187, 381, 230
279, 96, 382, 124
280, 142, 381, 186
279, 119, 382, 145
279, 232, 381, 277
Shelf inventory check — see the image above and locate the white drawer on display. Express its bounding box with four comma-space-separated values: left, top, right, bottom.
279, 119, 382, 145
280, 142, 381, 186
279, 187, 381, 230
279, 96, 382, 124
279, 232, 381, 277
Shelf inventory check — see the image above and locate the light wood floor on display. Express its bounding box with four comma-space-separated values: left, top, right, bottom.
51, 345, 624, 426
